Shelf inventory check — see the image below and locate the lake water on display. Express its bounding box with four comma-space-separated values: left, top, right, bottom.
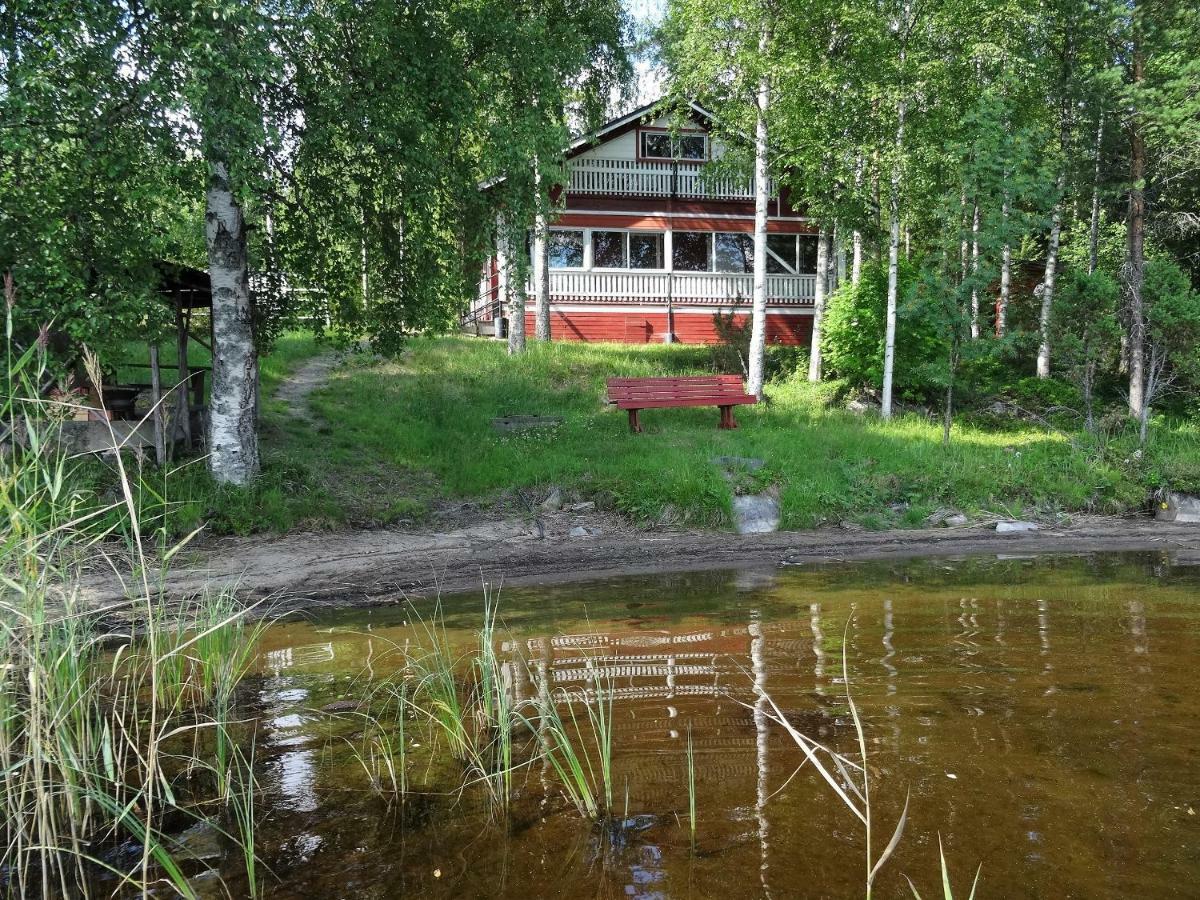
232, 553, 1200, 898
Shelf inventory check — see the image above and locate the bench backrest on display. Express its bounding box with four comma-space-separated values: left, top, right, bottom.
606, 375, 747, 403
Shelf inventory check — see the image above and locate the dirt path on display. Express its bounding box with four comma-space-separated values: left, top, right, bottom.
272, 352, 341, 420
83, 514, 1200, 615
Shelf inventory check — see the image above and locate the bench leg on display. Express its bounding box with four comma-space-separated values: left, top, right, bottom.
719, 405, 738, 429
628, 408, 643, 433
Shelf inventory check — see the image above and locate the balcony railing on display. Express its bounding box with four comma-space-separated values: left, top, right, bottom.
567, 157, 771, 201
530, 270, 814, 305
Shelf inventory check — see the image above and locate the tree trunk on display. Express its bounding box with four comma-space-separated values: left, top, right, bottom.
851, 154, 864, 286
1088, 111, 1104, 275
882, 96, 905, 420
205, 160, 259, 486
533, 158, 552, 341
505, 226, 526, 355
969, 201, 981, 340
1036, 185, 1063, 378
149, 342, 165, 466
997, 194, 1011, 336
175, 301, 191, 449
808, 229, 830, 382
1127, 38, 1146, 418
746, 29, 771, 399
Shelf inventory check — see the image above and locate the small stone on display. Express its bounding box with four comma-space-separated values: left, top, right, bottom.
321, 700, 358, 713
175, 820, 223, 861
996, 520, 1039, 533
567, 501, 596, 513
1155, 492, 1200, 523
943, 513, 968, 527
540, 487, 563, 512
569, 525, 596, 538
711, 455, 766, 472
733, 495, 780, 534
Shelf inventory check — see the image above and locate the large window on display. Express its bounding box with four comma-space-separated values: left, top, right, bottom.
591, 231, 666, 270
673, 231, 710, 272
764, 234, 819, 274
547, 230, 584, 269
714, 233, 754, 273
629, 233, 665, 269
591, 230, 627, 268
640, 130, 708, 161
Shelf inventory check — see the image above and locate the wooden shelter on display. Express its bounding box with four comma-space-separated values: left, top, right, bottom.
94, 263, 213, 463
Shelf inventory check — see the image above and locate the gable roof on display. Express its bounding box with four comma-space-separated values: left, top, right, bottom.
563, 98, 716, 160
480, 98, 717, 190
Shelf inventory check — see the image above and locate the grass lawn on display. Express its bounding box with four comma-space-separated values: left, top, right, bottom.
159, 333, 1197, 536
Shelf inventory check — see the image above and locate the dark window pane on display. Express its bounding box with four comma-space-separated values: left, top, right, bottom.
714, 233, 754, 273
641, 132, 672, 158
672, 232, 710, 271
592, 230, 627, 268
766, 234, 797, 274
548, 230, 584, 268
629, 233, 664, 269
677, 134, 706, 160
798, 235, 818, 274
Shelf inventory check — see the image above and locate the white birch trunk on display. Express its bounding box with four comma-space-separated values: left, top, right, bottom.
533, 158, 552, 341
969, 201, 981, 340
997, 191, 1011, 336
1088, 112, 1104, 275
851, 154, 864, 286
746, 32, 771, 399
494, 214, 509, 342
1036, 182, 1064, 378
851, 230, 863, 286
504, 226, 526, 355
205, 160, 260, 486
808, 229, 829, 382
882, 97, 905, 420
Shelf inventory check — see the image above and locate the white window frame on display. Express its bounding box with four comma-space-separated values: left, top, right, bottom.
581, 227, 669, 272
639, 130, 709, 162
546, 227, 585, 269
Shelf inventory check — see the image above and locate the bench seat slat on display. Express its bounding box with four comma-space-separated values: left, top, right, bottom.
614, 395, 756, 410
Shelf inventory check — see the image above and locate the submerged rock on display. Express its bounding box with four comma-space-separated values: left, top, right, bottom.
733, 495, 780, 534
996, 520, 1039, 533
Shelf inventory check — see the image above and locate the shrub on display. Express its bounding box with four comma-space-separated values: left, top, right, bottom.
822, 260, 947, 401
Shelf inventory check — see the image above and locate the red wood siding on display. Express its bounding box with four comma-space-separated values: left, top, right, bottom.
522, 311, 811, 346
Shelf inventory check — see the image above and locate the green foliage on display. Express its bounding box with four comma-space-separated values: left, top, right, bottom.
822, 261, 947, 400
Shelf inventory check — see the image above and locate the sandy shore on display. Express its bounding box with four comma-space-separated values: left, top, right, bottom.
81, 512, 1200, 616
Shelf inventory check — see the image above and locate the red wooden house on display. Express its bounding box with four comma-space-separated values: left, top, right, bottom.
470, 101, 820, 345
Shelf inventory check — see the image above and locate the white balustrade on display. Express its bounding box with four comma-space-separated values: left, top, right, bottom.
567, 157, 769, 200
525, 270, 814, 305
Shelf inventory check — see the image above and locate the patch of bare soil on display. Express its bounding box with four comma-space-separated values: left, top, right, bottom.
82, 513, 1200, 616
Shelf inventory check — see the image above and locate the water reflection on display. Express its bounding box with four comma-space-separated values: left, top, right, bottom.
241, 553, 1200, 899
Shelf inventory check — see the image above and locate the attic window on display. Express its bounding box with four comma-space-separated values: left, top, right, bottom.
640, 130, 708, 161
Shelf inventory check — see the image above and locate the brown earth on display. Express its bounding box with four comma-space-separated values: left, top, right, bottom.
82, 511, 1200, 616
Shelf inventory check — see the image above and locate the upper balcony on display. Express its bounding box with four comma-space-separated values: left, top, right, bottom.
566, 157, 772, 202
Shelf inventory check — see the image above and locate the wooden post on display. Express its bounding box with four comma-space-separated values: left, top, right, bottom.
175, 300, 192, 449
149, 342, 166, 465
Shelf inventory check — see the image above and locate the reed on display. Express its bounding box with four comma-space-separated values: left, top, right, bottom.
905, 835, 981, 900
751, 617, 906, 899
685, 724, 697, 849
534, 668, 616, 823
0, 305, 265, 897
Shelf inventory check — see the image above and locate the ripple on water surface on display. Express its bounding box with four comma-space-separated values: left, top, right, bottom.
237, 552, 1200, 899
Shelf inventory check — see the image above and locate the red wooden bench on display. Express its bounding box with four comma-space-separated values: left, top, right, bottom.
606, 375, 757, 433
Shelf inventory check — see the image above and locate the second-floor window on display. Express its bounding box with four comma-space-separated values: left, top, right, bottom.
640, 130, 708, 161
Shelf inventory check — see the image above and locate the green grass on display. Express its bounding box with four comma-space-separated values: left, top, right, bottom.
289, 335, 1193, 530
99, 333, 1199, 536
